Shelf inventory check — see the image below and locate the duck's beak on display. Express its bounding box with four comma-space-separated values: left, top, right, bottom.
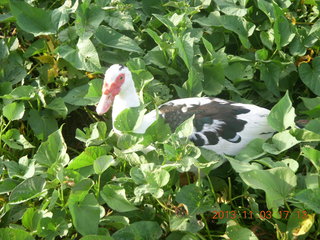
96, 92, 114, 115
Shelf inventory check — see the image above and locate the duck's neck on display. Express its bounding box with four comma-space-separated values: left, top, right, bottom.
112, 82, 140, 123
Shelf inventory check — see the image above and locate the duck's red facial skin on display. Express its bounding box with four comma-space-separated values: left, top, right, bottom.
96, 73, 125, 115
103, 73, 125, 95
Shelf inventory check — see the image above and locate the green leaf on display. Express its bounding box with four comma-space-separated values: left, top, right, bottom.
76, 121, 108, 147
45, 97, 68, 118
56, 38, 101, 72
27, 110, 58, 141
9, 0, 58, 36
145, 116, 171, 143
214, 0, 247, 17
23, 39, 46, 58
176, 184, 212, 215
259, 62, 281, 97
9, 176, 46, 204
68, 179, 94, 204
273, 3, 295, 49
175, 115, 195, 138
240, 167, 297, 209
114, 107, 147, 133
75, 2, 105, 39
95, 25, 143, 53
301, 146, 320, 171
34, 127, 69, 176
80, 236, 113, 240
69, 194, 100, 236
236, 138, 266, 161
68, 146, 109, 169
294, 189, 320, 214
267, 91, 296, 131
112, 221, 162, 240
3, 101, 24, 121
175, 32, 194, 70
100, 184, 138, 212
226, 223, 258, 240
0, 228, 34, 240
298, 56, 320, 96
194, 11, 255, 49
8, 85, 35, 100
0, 179, 19, 194
262, 130, 300, 155
105, 11, 134, 31
290, 128, 320, 142
93, 155, 116, 175
170, 215, 204, 233
2, 128, 34, 150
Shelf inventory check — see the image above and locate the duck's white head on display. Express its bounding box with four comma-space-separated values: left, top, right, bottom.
96, 64, 133, 115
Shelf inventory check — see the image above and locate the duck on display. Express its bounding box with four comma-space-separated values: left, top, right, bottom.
96, 64, 275, 155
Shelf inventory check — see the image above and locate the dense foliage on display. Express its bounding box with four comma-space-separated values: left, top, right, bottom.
0, 0, 320, 239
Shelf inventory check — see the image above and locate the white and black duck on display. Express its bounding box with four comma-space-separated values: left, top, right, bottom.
96, 64, 275, 155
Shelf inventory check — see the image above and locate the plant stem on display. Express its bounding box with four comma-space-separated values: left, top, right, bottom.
200, 213, 213, 240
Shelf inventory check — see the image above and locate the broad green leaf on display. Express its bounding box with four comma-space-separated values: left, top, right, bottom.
8, 85, 35, 100
298, 56, 320, 96
68, 179, 94, 204
290, 128, 320, 142
56, 38, 101, 72
34, 127, 70, 175
3, 156, 35, 179
175, 32, 194, 70
45, 97, 68, 118
112, 221, 162, 240
0, 228, 34, 240
145, 116, 171, 143
214, 0, 247, 17
2, 128, 34, 150
0, 39, 9, 59
3, 101, 25, 121
236, 138, 266, 161
260, 30, 274, 50
294, 189, 320, 214
226, 223, 258, 240
0, 179, 19, 194
227, 156, 262, 174
0, 82, 12, 96
27, 109, 58, 140
9, 176, 46, 204
259, 62, 281, 97
268, 91, 296, 131
203, 63, 225, 95
153, 14, 175, 30
176, 184, 212, 215
23, 39, 46, 58
75, 2, 105, 39
93, 155, 116, 175
273, 3, 295, 49
263, 130, 300, 155
80, 236, 113, 240
100, 184, 138, 212
95, 25, 143, 53
76, 121, 108, 147
240, 167, 297, 209
170, 215, 204, 233
9, 0, 58, 36
114, 107, 147, 133
194, 11, 255, 49
175, 115, 195, 138
301, 146, 320, 171
68, 146, 109, 169
69, 194, 100, 236
105, 11, 134, 31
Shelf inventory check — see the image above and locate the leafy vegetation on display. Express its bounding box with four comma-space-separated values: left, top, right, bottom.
0, 0, 320, 239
